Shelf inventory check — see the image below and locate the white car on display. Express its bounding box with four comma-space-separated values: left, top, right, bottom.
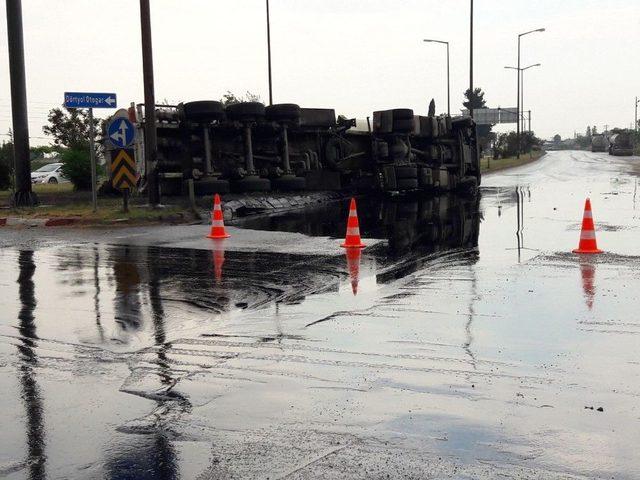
31, 162, 69, 184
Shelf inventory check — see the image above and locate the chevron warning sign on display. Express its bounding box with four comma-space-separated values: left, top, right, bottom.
111, 148, 137, 190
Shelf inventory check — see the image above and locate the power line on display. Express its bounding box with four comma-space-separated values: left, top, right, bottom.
0, 133, 51, 138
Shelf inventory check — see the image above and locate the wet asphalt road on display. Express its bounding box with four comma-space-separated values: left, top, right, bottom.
1, 150, 639, 479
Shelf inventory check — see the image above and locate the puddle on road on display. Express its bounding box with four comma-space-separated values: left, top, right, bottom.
2, 153, 640, 479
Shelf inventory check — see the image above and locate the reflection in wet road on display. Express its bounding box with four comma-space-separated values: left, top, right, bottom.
1, 150, 640, 478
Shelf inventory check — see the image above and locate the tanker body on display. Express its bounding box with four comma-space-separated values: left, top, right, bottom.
125, 101, 480, 196
608, 132, 634, 156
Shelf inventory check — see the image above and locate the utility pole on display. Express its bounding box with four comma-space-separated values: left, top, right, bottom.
5, 0, 37, 206
635, 96, 638, 132
266, 0, 273, 105
140, 0, 160, 206
469, 0, 474, 118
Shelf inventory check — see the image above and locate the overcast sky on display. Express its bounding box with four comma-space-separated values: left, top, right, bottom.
1, 0, 639, 145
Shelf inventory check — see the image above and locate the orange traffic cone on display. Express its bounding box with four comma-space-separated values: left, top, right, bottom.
207, 194, 230, 239
212, 242, 226, 283
573, 198, 602, 254
345, 248, 361, 295
341, 198, 366, 248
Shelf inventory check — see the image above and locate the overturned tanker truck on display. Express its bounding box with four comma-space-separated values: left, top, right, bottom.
131, 100, 480, 196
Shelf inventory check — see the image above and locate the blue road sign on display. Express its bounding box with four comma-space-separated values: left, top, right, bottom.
64, 92, 117, 109
107, 117, 136, 148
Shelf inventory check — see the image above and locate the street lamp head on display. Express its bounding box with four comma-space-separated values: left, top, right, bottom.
520, 27, 546, 37
423, 39, 446, 44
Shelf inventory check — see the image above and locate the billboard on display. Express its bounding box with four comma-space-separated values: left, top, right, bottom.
460, 107, 519, 125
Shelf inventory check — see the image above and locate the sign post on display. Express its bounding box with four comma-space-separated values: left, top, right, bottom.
88, 108, 97, 212
64, 92, 117, 212
106, 116, 137, 212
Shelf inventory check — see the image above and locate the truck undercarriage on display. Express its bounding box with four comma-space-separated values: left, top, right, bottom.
125, 101, 481, 197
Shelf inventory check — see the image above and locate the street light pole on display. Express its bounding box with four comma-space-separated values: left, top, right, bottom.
517, 35, 520, 158
266, 0, 273, 105
505, 63, 540, 133
423, 39, 450, 116
140, 0, 160, 206
516, 28, 545, 158
469, 0, 473, 118
5, 0, 37, 206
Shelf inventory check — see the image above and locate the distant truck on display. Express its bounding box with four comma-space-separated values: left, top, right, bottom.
608, 132, 634, 156
591, 134, 607, 152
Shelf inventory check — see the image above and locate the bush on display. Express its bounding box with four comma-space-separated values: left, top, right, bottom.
0, 141, 14, 190
60, 148, 92, 190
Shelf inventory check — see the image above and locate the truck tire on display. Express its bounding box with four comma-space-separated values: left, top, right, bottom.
193, 178, 230, 195
273, 175, 306, 191
392, 118, 415, 133
234, 176, 271, 192
395, 165, 418, 179
451, 116, 474, 129
226, 102, 266, 122
265, 103, 301, 122
391, 108, 414, 120
374, 139, 389, 158
458, 176, 478, 196
396, 178, 418, 190
183, 101, 225, 122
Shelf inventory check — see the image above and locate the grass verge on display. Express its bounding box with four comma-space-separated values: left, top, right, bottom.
480, 150, 545, 173
1, 185, 198, 225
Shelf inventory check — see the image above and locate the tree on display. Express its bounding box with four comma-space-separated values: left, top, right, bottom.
43, 107, 100, 150
220, 90, 261, 106
463, 87, 487, 111
553, 134, 561, 143
30, 145, 61, 162
0, 140, 14, 190
463, 87, 491, 152
493, 130, 543, 158
428, 99, 436, 117
586, 126, 592, 138
59, 148, 93, 190
592, 126, 598, 135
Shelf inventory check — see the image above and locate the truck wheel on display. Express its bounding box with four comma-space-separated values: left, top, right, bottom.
273, 175, 306, 191
391, 108, 414, 120
458, 176, 478, 196
392, 118, 415, 133
395, 165, 418, 179
183, 101, 225, 122
235, 176, 271, 192
193, 178, 230, 195
265, 103, 301, 122
396, 178, 418, 190
226, 102, 266, 122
